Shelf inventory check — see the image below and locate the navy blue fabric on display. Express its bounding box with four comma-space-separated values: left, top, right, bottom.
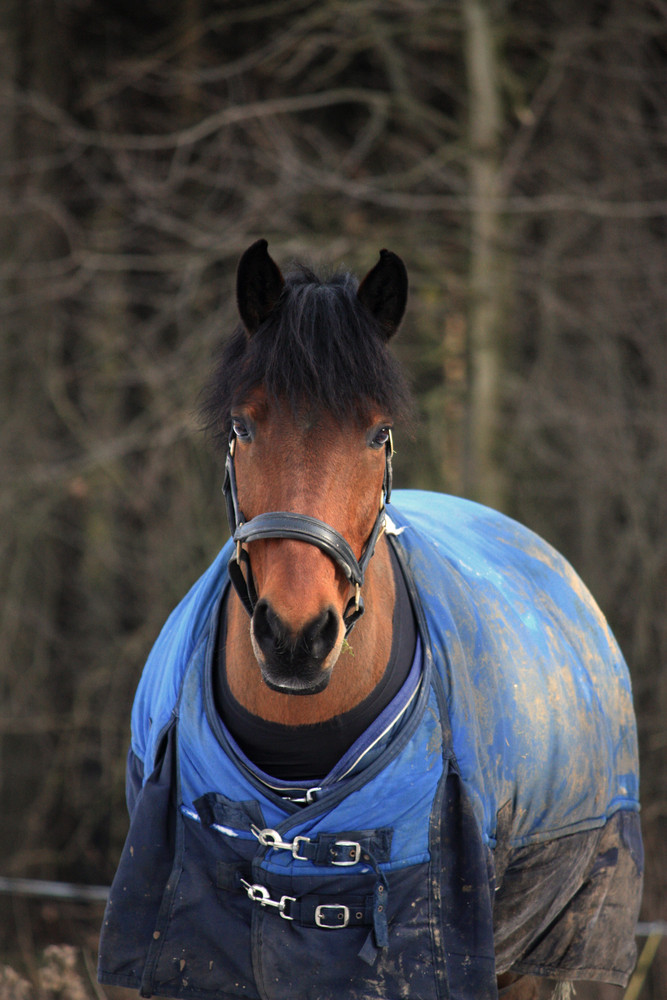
100, 688, 497, 998
98, 491, 641, 1000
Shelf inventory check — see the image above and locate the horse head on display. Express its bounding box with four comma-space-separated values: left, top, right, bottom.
206, 240, 410, 700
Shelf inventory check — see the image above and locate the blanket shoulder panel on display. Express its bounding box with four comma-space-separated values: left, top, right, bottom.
130, 545, 232, 773
387, 491, 640, 847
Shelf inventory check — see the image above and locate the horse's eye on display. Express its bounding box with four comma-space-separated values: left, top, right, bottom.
372, 426, 391, 449
231, 417, 252, 441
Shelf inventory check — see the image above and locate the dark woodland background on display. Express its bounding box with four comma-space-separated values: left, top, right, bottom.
0, 1, 665, 997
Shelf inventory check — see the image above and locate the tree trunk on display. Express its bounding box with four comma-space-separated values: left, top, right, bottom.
462, 0, 506, 509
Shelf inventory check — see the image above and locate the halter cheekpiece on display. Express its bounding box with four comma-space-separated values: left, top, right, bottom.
222, 430, 393, 635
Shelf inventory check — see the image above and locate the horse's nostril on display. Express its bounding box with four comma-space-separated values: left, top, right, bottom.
303, 608, 339, 664
252, 599, 285, 653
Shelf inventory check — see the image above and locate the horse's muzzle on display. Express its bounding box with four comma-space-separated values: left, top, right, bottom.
251, 598, 341, 695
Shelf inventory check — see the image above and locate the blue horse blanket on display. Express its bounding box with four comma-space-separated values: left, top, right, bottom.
98, 491, 642, 999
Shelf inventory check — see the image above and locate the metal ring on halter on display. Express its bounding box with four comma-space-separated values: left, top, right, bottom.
221, 429, 393, 635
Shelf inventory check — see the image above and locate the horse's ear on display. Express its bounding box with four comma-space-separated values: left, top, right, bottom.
237, 239, 285, 336
357, 249, 408, 340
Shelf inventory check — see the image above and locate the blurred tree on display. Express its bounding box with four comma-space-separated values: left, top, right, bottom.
462, 0, 507, 508
504, 8, 667, 987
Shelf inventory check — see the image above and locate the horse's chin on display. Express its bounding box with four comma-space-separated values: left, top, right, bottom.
261, 668, 333, 696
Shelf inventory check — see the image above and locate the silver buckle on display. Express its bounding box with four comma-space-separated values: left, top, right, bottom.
315, 904, 350, 928
331, 840, 361, 866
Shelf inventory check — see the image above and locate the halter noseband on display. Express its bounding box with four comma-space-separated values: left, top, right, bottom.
222, 431, 393, 636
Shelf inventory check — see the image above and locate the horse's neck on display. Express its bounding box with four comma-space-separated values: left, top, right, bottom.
223, 537, 396, 726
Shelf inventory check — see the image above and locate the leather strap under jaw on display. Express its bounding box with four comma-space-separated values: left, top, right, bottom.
221, 431, 393, 636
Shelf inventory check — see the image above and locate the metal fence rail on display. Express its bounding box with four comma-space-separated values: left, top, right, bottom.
0, 875, 109, 903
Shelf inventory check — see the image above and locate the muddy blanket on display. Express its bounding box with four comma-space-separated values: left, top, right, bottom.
98, 490, 642, 1000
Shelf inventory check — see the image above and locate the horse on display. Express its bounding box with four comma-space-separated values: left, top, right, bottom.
98, 241, 642, 1000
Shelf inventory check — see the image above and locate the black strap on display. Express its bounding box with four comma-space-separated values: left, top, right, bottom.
248, 825, 393, 867
223, 875, 387, 940
234, 512, 364, 587
222, 442, 243, 535
227, 550, 257, 618
284, 893, 376, 928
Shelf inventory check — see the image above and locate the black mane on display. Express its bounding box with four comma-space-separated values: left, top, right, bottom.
200, 264, 413, 446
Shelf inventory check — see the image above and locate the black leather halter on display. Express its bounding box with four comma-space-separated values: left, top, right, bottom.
222, 431, 393, 636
